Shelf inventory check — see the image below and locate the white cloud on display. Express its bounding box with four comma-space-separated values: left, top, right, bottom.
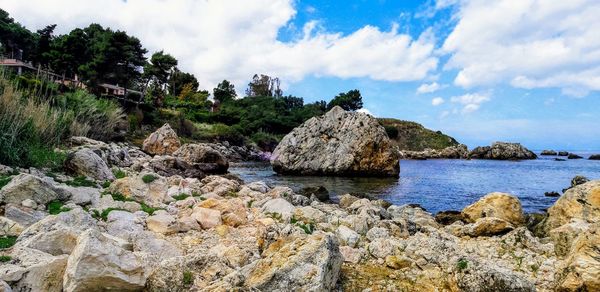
450, 92, 490, 113
431, 97, 444, 106
1, 0, 439, 91
416, 82, 442, 94
357, 108, 374, 116
441, 0, 600, 96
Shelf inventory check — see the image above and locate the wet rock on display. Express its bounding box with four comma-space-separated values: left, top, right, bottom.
541, 150, 557, 155
244, 233, 342, 291
271, 106, 400, 177
468, 142, 537, 160
299, 186, 330, 202
558, 151, 569, 156
568, 153, 583, 159
589, 154, 600, 160
173, 143, 229, 174
462, 192, 525, 226
570, 175, 590, 188
64, 148, 114, 181
544, 191, 560, 197
142, 123, 181, 155
434, 210, 465, 225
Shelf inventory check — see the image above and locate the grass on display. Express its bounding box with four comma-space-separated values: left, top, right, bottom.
183, 271, 193, 286
103, 191, 162, 215
101, 181, 111, 188
113, 169, 127, 179
457, 259, 468, 270
92, 208, 127, 221
140, 202, 160, 215
0, 236, 17, 249
142, 174, 157, 184
297, 222, 315, 234
172, 194, 190, 201
64, 176, 97, 187
47, 200, 72, 215
0, 175, 12, 189
0, 255, 11, 262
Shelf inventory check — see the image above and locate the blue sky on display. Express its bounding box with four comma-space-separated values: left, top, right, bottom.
2, 0, 600, 150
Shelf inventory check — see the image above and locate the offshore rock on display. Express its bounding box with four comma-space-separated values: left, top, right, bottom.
400, 144, 468, 159
468, 142, 537, 160
271, 106, 400, 177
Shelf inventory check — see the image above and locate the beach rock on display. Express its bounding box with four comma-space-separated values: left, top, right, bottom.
142, 123, 181, 155
63, 229, 146, 292
0, 174, 67, 206
146, 212, 180, 234
568, 153, 583, 159
454, 257, 536, 291
0, 247, 68, 292
108, 174, 169, 207
554, 224, 600, 291
244, 233, 342, 291
468, 142, 537, 160
555, 158, 566, 161
589, 154, 600, 160
271, 106, 400, 177
545, 180, 600, 232
571, 175, 590, 188
462, 192, 526, 226
541, 150, 557, 155
261, 198, 295, 219
199, 175, 240, 197
147, 155, 206, 178
64, 148, 114, 181
191, 207, 222, 229
0, 216, 24, 236
173, 143, 229, 173
336, 225, 360, 247
435, 210, 465, 225
299, 186, 330, 202
465, 217, 515, 237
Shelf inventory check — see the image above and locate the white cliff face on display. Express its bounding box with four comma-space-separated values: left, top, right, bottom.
271, 106, 400, 177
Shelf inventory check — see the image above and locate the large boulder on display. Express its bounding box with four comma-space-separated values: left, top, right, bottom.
147, 156, 206, 179
271, 106, 400, 177
554, 224, 600, 291
544, 180, 600, 232
0, 247, 68, 292
142, 123, 181, 155
63, 229, 146, 292
64, 148, 115, 181
173, 144, 229, 174
462, 192, 526, 226
244, 233, 342, 291
468, 142, 537, 160
0, 174, 68, 206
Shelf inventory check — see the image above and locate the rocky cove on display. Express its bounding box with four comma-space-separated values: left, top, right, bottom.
0, 107, 598, 291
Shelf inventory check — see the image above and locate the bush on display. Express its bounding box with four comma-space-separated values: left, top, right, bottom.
384, 125, 399, 139
142, 174, 157, 184
0, 236, 17, 249
251, 131, 280, 151
47, 200, 71, 215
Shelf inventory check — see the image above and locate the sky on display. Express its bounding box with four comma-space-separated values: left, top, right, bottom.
2, 0, 600, 150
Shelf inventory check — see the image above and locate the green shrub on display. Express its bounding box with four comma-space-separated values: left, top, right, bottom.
140, 202, 160, 215
457, 259, 468, 270
92, 208, 126, 221
251, 131, 280, 151
0, 175, 12, 189
383, 125, 399, 139
172, 194, 190, 201
142, 174, 157, 184
107, 192, 133, 202
113, 169, 127, 179
47, 200, 71, 215
0, 255, 11, 262
65, 176, 96, 187
0, 236, 17, 249
182, 271, 193, 286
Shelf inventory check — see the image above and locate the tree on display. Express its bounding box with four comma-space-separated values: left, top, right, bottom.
35, 24, 57, 68
213, 80, 236, 103
169, 69, 198, 96
327, 89, 363, 111
245, 74, 282, 97
0, 9, 37, 60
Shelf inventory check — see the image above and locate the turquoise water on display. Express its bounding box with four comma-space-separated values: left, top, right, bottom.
230, 152, 600, 214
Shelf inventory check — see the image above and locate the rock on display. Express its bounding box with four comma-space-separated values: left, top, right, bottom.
544, 191, 560, 197
173, 143, 229, 174
462, 192, 525, 226
541, 150, 557, 155
366, 227, 389, 241
0, 247, 68, 292
336, 225, 360, 247
568, 153, 583, 159
400, 144, 469, 159
191, 207, 222, 229
385, 255, 412, 270
339, 246, 363, 263
549, 219, 591, 257
555, 158, 566, 161
339, 194, 359, 208
465, 217, 515, 237
0, 216, 24, 236
16, 209, 96, 256
558, 151, 569, 156
271, 106, 400, 177
108, 174, 169, 207
4, 204, 47, 227
299, 186, 330, 202
147, 155, 206, 178
63, 229, 146, 292
261, 198, 296, 220
570, 175, 590, 188
0, 280, 10, 292
146, 212, 180, 234
454, 257, 536, 291
64, 148, 114, 181
105, 211, 145, 240
199, 175, 240, 197
468, 142, 537, 160
554, 224, 600, 291
0, 174, 67, 206
244, 233, 342, 291
589, 154, 600, 160
20, 199, 37, 209
293, 206, 326, 223
142, 123, 181, 155
434, 210, 465, 225
545, 180, 600, 232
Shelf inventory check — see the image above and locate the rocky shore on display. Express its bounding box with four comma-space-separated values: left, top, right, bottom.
0, 126, 599, 291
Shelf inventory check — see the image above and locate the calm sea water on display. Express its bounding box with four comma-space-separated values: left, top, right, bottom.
230, 151, 600, 214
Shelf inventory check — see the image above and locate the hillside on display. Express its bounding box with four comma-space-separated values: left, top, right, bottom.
378, 118, 460, 151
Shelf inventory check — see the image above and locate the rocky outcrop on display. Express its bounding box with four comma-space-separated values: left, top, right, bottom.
142, 123, 181, 155
271, 106, 400, 177
64, 148, 115, 181
462, 192, 526, 226
544, 180, 600, 232
400, 144, 468, 159
558, 151, 569, 156
568, 153, 583, 159
589, 154, 600, 160
541, 150, 557, 155
173, 143, 228, 173
468, 142, 537, 160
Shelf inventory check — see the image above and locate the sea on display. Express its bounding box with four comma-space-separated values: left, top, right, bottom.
230, 151, 600, 214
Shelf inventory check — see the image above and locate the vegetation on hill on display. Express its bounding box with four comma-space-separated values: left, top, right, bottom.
379, 118, 460, 151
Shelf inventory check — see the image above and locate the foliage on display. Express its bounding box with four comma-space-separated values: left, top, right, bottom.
113, 169, 127, 179
170, 69, 199, 96
457, 259, 468, 270
142, 174, 157, 184
245, 74, 282, 97
296, 222, 315, 234
47, 200, 71, 215
0, 255, 10, 262
172, 194, 190, 201
213, 80, 236, 103
183, 271, 193, 286
0, 236, 17, 249
251, 131, 280, 152
64, 176, 97, 187
92, 208, 126, 221
139, 202, 160, 215
379, 118, 460, 151
327, 89, 363, 111
0, 175, 12, 189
